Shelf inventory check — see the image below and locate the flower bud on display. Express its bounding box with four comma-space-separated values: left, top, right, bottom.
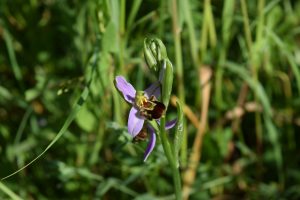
143, 38, 168, 72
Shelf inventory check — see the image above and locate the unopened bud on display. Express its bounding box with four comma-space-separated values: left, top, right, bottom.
143, 38, 167, 72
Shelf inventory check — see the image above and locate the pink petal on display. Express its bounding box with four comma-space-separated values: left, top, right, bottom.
128, 107, 145, 137
115, 76, 136, 104
155, 118, 177, 130
143, 128, 156, 161
165, 119, 177, 130
144, 81, 161, 98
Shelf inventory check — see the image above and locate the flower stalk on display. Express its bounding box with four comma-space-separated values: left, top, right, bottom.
145, 38, 183, 200
114, 37, 183, 199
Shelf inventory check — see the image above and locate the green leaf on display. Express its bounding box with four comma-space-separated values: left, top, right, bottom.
25, 89, 40, 101
222, 0, 235, 47
75, 104, 96, 132
173, 99, 184, 167
214, 128, 233, 158
102, 21, 118, 53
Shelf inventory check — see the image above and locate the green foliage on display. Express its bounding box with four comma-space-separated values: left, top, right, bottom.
1, 0, 300, 199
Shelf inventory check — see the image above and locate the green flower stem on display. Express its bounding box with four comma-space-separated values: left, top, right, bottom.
144, 37, 182, 200
172, 165, 182, 200
148, 117, 182, 200
159, 117, 175, 166
159, 117, 182, 200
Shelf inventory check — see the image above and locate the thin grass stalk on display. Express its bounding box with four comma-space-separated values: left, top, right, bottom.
256, 0, 265, 45
118, 0, 126, 75
200, 1, 209, 60
170, 0, 187, 167
258, 0, 283, 184
112, 69, 123, 124
0, 181, 23, 200
158, 0, 167, 37
182, 0, 199, 66
116, 0, 126, 124
126, 0, 142, 30
3, 28, 23, 90
14, 107, 33, 167
241, 0, 263, 177
215, 0, 235, 109
254, 0, 265, 160
206, 0, 217, 48
240, 0, 253, 55
181, 0, 202, 109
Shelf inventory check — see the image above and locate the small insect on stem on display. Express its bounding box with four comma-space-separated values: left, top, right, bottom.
135, 91, 166, 120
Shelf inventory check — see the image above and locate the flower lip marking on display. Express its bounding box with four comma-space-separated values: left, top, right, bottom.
133, 127, 148, 143
135, 91, 166, 120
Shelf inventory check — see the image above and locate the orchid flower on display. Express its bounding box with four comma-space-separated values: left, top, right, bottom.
114, 76, 176, 161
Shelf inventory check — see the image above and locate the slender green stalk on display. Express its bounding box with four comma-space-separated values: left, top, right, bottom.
200, 0, 217, 58
200, 2, 208, 60
254, 0, 265, 159
119, 0, 125, 34
150, 114, 182, 200
241, 0, 263, 176
256, 0, 265, 46
181, 0, 199, 66
215, 50, 226, 109
116, 0, 126, 124
181, 0, 202, 108
14, 106, 33, 167
144, 37, 182, 200
117, 0, 126, 75
172, 164, 182, 200
159, 117, 175, 167
3, 28, 23, 88
126, 0, 142, 30
170, 0, 187, 167
159, 117, 182, 200
240, 0, 253, 55
215, 0, 234, 109
111, 71, 123, 124
206, 0, 217, 48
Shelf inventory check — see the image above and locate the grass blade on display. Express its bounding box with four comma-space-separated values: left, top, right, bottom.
0, 181, 23, 200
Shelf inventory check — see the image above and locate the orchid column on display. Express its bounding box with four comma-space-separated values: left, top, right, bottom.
144, 38, 183, 200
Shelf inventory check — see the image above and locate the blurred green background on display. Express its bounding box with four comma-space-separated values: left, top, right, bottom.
1, 0, 300, 199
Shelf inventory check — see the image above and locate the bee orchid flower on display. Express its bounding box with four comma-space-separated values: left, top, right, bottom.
114, 76, 176, 161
